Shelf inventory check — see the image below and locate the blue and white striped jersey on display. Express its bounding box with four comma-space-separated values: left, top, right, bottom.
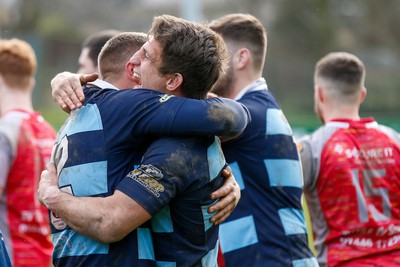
50, 86, 249, 266
118, 136, 226, 266
218, 79, 318, 267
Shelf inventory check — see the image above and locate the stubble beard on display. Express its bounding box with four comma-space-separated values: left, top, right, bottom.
210, 67, 236, 98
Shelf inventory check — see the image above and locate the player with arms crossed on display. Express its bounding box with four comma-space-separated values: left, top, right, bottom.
299, 52, 400, 266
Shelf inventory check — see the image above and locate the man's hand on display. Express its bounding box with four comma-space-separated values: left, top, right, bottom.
38, 163, 61, 210
51, 71, 98, 113
209, 166, 241, 225
38, 164, 152, 243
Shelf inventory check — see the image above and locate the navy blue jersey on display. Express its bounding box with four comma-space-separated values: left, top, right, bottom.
0, 231, 11, 267
218, 79, 318, 266
50, 87, 249, 266
117, 136, 226, 266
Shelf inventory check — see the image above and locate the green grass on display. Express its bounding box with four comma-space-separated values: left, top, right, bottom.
38, 106, 69, 131
287, 111, 400, 136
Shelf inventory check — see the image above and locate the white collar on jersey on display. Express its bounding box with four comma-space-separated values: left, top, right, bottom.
234, 77, 268, 101
365, 121, 379, 128
326, 120, 378, 129
87, 79, 119, 90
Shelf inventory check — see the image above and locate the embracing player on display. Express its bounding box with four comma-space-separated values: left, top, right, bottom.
39, 15, 248, 266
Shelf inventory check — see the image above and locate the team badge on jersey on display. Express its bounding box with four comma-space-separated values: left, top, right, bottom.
127, 165, 165, 197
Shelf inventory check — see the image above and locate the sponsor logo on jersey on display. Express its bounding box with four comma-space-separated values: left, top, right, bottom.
127, 165, 164, 197
140, 164, 163, 180
159, 94, 174, 103
333, 143, 394, 159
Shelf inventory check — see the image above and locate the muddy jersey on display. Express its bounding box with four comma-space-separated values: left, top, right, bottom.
218, 79, 318, 267
117, 136, 225, 266
299, 118, 400, 267
0, 110, 55, 267
51, 86, 250, 266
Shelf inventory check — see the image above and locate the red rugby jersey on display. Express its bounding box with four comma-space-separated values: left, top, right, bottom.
0, 110, 55, 267
300, 118, 400, 266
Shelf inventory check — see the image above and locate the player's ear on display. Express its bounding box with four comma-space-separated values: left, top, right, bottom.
0, 75, 5, 91
235, 48, 250, 69
316, 85, 325, 103
360, 86, 367, 103
29, 77, 35, 91
125, 62, 135, 82
166, 73, 183, 92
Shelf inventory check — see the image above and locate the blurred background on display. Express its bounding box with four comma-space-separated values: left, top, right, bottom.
1, 0, 399, 135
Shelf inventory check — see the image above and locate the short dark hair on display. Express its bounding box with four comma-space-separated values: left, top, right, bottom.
149, 15, 229, 99
98, 32, 147, 81
209, 13, 267, 72
82, 29, 120, 67
315, 52, 365, 95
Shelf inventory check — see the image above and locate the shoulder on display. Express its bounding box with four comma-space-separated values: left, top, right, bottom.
85, 88, 168, 111
147, 136, 208, 155
299, 123, 339, 144
298, 125, 336, 157
0, 112, 25, 140
375, 124, 400, 145
239, 89, 279, 109
0, 114, 29, 154
102, 89, 172, 103
144, 136, 213, 171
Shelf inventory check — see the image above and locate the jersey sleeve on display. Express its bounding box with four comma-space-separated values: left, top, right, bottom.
115, 135, 212, 216
116, 163, 181, 216
166, 97, 251, 139
0, 115, 18, 189
0, 133, 12, 188
378, 125, 400, 146
299, 136, 316, 190
115, 90, 250, 139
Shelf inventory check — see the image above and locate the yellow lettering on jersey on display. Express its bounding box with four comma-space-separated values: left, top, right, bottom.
159, 94, 174, 103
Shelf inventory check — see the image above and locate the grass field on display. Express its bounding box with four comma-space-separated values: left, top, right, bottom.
287, 111, 400, 138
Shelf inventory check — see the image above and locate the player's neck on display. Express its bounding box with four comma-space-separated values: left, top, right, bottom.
0, 90, 33, 114
324, 108, 360, 123
231, 71, 261, 99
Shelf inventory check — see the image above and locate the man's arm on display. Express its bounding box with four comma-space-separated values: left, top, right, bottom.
51, 72, 251, 139
39, 163, 237, 243
297, 137, 315, 190
51, 71, 98, 113
38, 163, 151, 243
169, 97, 251, 139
